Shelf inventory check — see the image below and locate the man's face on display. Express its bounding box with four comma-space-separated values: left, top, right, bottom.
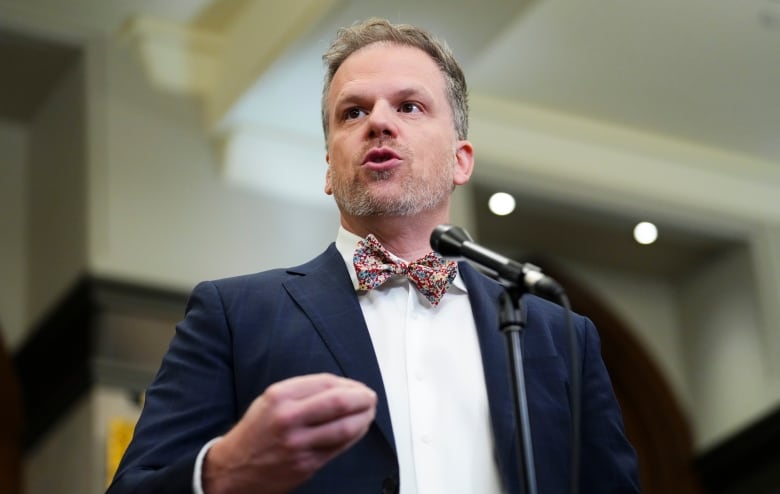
324, 42, 473, 217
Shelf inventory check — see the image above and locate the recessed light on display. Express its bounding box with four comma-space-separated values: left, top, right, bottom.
488, 192, 516, 216
633, 221, 658, 245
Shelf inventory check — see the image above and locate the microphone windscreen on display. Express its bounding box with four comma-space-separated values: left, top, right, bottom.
430, 224, 473, 257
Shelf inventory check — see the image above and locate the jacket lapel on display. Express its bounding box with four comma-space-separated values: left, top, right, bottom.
282, 244, 396, 453
460, 262, 522, 493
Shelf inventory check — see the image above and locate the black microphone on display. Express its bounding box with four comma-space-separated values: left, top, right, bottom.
430, 224, 564, 299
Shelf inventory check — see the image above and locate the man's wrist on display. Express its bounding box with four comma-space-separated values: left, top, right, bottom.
193, 437, 222, 494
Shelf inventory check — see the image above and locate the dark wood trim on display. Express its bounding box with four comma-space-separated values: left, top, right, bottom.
12, 276, 187, 451
12, 277, 94, 451
0, 325, 23, 494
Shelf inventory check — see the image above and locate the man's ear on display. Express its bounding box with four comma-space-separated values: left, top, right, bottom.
324, 153, 333, 195
453, 140, 474, 186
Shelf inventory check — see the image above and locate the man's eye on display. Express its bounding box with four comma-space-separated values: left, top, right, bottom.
399, 102, 421, 113
344, 108, 366, 120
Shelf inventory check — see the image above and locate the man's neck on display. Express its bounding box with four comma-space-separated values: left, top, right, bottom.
340, 212, 448, 261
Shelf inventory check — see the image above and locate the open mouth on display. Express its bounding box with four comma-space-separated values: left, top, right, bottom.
364, 148, 400, 165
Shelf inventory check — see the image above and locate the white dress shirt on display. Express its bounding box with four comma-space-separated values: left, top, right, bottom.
336, 227, 502, 494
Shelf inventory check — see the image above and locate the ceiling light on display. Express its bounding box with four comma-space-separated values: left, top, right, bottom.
488, 192, 516, 216
633, 221, 658, 245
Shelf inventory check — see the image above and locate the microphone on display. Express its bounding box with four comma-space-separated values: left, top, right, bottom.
430, 224, 564, 299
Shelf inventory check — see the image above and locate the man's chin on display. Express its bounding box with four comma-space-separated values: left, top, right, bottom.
334, 184, 448, 217
346, 199, 439, 218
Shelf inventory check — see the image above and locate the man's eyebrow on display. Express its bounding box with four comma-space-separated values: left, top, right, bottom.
394, 86, 431, 100
334, 93, 364, 108
335, 85, 434, 107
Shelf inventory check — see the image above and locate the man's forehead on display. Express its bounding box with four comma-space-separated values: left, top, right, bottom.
329, 44, 444, 99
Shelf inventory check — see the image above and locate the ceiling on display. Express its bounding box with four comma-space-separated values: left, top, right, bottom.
1, 0, 777, 278
470, 182, 741, 280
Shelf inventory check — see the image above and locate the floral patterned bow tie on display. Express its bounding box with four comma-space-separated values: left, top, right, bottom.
353, 234, 458, 307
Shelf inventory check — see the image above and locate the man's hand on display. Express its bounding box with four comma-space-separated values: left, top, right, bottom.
202, 373, 377, 494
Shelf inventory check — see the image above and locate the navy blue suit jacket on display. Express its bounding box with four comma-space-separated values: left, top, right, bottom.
107, 244, 639, 493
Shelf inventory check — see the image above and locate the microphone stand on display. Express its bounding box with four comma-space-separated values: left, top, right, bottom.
498, 283, 538, 494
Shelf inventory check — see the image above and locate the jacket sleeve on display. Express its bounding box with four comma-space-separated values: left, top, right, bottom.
106, 281, 238, 494
577, 316, 641, 493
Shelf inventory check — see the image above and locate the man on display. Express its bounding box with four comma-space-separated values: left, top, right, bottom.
107, 17, 639, 494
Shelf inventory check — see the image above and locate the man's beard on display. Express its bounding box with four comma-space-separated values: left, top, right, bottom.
329, 157, 455, 217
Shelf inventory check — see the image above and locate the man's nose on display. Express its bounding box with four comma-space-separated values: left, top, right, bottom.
366, 102, 399, 139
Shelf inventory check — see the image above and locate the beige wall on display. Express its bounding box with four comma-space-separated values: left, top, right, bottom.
24, 393, 97, 494
0, 120, 28, 348
680, 246, 780, 448
0, 57, 87, 348
23, 386, 141, 494
26, 58, 88, 329
90, 39, 340, 290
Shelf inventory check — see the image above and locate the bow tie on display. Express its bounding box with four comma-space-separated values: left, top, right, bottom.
353, 234, 457, 307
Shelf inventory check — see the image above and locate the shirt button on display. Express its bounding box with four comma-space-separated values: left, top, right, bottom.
382, 477, 399, 494
414, 371, 424, 381
421, 433, 432, 444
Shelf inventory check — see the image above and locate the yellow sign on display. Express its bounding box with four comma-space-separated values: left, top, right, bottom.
106, 418, 136, 486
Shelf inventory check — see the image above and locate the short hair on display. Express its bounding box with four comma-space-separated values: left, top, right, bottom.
321, 17, 469, 142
